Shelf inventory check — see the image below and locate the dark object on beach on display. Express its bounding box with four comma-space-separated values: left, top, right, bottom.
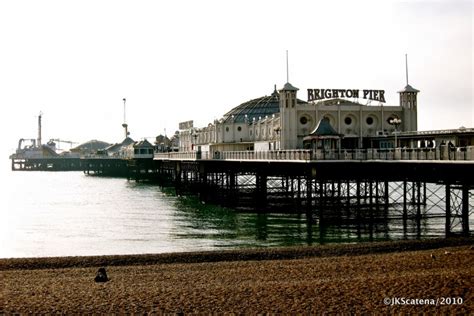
94, 267, 109, 283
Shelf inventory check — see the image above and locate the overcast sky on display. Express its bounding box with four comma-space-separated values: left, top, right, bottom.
0, 0, 472, 158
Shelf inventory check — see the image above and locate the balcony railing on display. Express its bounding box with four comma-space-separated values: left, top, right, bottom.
154, 146, 474, 162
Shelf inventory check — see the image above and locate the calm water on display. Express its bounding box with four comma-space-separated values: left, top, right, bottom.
1, 163, 469, 258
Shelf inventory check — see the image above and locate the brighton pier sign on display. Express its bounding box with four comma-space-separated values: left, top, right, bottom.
307, 89, 386, 103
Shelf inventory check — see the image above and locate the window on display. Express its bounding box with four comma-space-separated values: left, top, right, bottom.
225, 127, 229, 132
366, 117, 374, 125
344, 117, 352, 125
237, 126, 242, 132
300, 116, 308, 125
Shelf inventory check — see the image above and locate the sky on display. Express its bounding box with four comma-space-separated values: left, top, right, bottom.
0, 0, 472, 159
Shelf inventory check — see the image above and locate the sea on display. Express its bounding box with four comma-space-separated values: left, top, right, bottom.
1, 159, 471, 258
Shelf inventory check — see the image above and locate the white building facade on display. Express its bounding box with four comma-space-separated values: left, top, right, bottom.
178, 80, 419, 153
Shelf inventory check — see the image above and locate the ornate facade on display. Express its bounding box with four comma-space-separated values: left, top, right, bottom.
179, 80, 419, 153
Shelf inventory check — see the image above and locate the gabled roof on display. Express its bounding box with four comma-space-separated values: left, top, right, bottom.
105, 137, 135, 153
134, 139, 153, 148
121, 137, 135, 146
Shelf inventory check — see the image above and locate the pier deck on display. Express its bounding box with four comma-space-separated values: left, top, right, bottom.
145, 150, 474, 237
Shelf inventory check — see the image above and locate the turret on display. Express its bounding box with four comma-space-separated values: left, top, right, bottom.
279, 82, 298, 149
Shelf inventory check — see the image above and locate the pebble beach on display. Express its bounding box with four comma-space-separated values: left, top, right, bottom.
1, 238, 473, 314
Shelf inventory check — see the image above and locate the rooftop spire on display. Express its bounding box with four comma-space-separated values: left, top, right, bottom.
405, 53, 409, 86
286, 50, 289, 83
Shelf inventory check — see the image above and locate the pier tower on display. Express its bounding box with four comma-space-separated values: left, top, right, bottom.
279, 82, 299, 149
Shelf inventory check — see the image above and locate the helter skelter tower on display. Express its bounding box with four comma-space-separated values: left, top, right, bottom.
122, 98, 130, 138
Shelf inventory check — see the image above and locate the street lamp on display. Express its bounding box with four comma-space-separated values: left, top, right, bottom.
389, 118, 402, 148
191, 130, 198, 151
274, 127, 281, 150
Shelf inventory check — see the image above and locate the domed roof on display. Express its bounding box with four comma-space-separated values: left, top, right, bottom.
222, 89, 279, 123
221, 86, 306, 124
72, 139, 111, 152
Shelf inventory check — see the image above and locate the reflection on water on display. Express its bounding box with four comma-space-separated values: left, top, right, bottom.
166, 187, 446, 248
0, 170, 467, 258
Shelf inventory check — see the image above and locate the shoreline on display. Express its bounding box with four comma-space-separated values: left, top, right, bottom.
2, 238, 473, 313
1, 237, 472, 271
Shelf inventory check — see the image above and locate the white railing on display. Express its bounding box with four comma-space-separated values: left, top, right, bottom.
217, 150, 312, 161
154, 146, 474, 162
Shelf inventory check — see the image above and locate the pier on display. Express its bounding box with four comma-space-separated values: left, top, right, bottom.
11, 157, 83, 171
126, 148, 474, 237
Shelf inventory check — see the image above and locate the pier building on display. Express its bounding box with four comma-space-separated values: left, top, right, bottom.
178, 79, 419, 154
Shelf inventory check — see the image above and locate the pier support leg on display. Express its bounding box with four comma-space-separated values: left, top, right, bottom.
256, 173, 267, 211
462, 184, 470, 236
346, 180, 351, 211
445, 183, 451, 237
297, 176, 302, 208
174, 162, 182, 196
306, 175, 313, 215
356, 180, 361, 223
319, 180, 325, 224
423, 182, 427, 206
369, 181, 374, 240
416, 181, 421, 237
198, 163, 207, 202
402, 181, 408, 236
228, 171, 237, 207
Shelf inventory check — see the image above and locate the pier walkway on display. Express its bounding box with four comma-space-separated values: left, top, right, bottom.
154, 146, 474, 162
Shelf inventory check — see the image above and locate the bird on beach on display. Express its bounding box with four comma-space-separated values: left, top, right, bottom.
94, 267, 109, 283
430, 253, 436, 260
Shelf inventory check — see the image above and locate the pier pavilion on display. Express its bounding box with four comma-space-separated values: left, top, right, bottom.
178, 78, 421, 154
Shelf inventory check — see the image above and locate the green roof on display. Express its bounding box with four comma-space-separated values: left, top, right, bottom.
309, 117, 340, 136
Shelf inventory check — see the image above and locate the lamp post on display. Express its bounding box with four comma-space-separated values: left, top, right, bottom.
274, 127, 281, 150
192, 131, 198, 151
390, 118, 402, 148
